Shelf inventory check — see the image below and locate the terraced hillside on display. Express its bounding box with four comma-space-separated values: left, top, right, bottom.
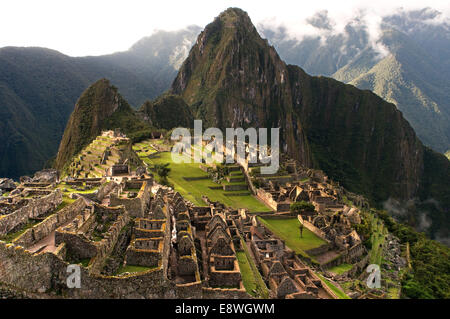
66, 135, 141, 178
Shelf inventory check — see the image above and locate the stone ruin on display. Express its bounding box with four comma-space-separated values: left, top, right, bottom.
249, 220, 336, 299
203, 213, 243, 289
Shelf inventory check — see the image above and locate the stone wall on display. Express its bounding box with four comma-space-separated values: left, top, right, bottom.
256, 188, 277, 211
96, 181, 118, 202
0, 189, 62, 236
298, 215, 328, 242
242, 166, 257, 195
223, 184, 248, 191
202, 287, 251, 299
209, 270, 242, 288
13, 198, 87, 248
109, 182, 150, 217
125, 249, 161, 267
55, 231, 98, 260
0, 241, 176, 298
305, 244, 332, 257
89, 209, 130, 273
321, 243, 365, 269
176, 281, 203, 298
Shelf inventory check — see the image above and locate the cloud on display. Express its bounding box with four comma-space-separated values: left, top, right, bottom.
256, 4, 449, 59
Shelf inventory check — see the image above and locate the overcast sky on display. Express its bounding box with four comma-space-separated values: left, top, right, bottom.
1, 0, 448, 56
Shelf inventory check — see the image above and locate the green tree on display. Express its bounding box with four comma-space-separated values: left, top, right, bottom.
152, 163, 171, 181
290, 201, 315, 215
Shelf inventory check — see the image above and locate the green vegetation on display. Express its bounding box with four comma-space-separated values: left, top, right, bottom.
327, 263, 353, 275
236, 251, 258, 297
143, 151, 270, 212
257, 217, 326, 258
366, 213, 388, 265
55, 79, 152, 172
0, 220, 40, 243
290, 201, 315, 215
316, 273, 351, 299
77, 258, 91, 268
116, 264, 154, 275
375, 209, 450, 299
140, 94, 193, 130
150, 163, 171, 185
237, 237, 269, 298
132, 141, 158, 157
55, 197, 76, 211
57, 183, 98, 195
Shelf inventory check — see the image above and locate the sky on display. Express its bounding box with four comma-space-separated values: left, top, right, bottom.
1, 0, 449, 56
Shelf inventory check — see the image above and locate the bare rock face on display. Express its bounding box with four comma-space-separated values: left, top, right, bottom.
0, 178, 16, 191
19, 176, 32, 184
31, 169, 58, 183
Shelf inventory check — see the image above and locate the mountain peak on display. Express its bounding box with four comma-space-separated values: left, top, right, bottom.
54, 78, 149, 172
217, 7, 253, 25
198, 7, 260, 46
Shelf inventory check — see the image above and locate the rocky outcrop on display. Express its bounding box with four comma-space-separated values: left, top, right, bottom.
0, 178, 16, 192
20, 169, 58, 184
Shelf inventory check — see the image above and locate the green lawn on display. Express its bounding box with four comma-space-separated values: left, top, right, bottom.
236, 251, 258, 296
368, 214, 387, 265
0, 220, 40, 243
132, 140, 158, 157
143, 152, 270, 212
236, 242, 270, 298
55, 197, 76, 211
258, 217, 326, 254
57, 183, 99, 195
328, 263, 353, 275
316, 273, 351, 299
116, 264, 154, 275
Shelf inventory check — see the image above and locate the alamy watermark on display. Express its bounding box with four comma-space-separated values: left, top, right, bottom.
66, 264, 81, 288
171, 120, 280, 174
366, 264, 381, 289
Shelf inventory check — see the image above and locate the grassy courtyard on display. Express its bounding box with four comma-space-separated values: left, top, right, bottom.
116, 264, 154, 275
142, 151, 270, 213
328, 263, 353, 275
257, 217, 326, 255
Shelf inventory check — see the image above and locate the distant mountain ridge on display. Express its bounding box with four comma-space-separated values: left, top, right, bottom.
0, 27, 200, 179
262, 8, 450, 153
